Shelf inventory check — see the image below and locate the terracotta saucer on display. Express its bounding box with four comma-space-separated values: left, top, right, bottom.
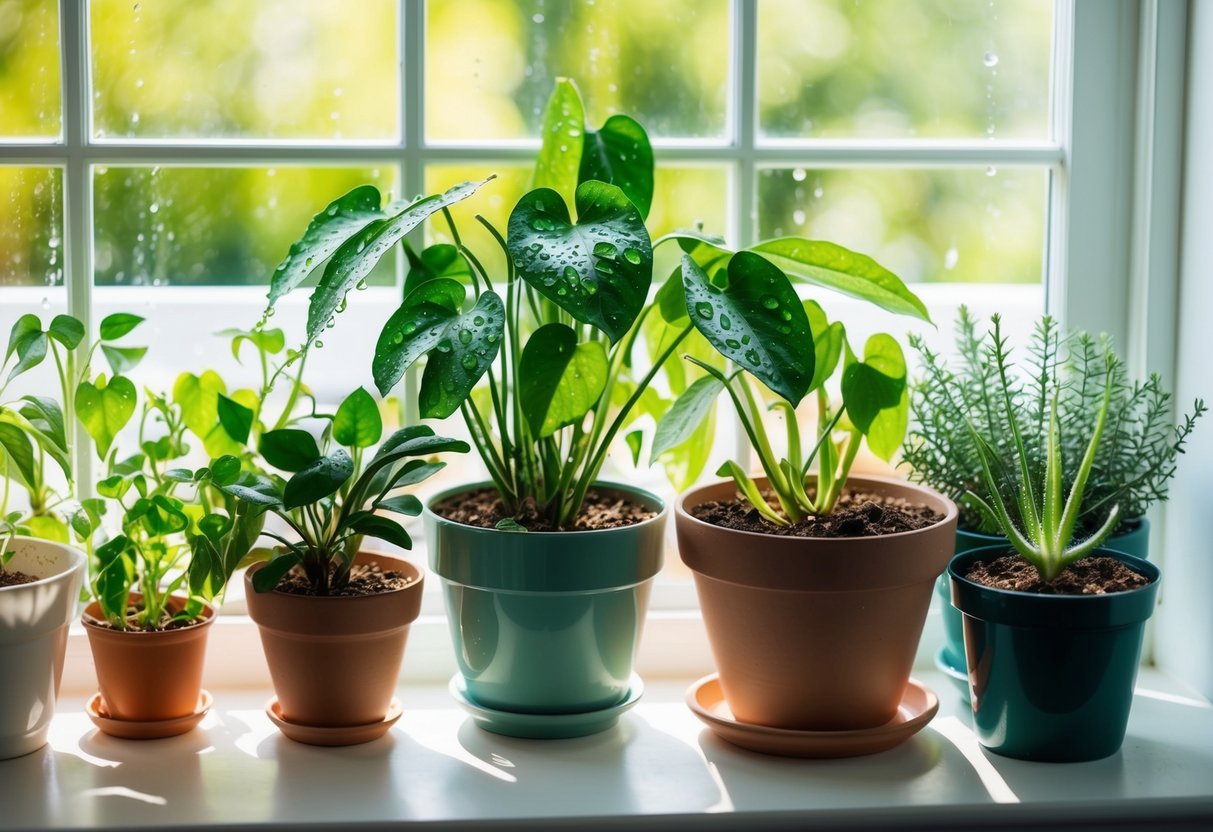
450, 675, 644, 739
935, 645, 971, 704
265, 698, 402, 747
86, 690, 213, 740
687, 674, 939, 758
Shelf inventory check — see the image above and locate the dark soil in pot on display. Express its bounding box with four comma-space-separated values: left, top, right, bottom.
964, 555, 1151, 594
433, 486, 656, 531
691, 488, 942, 537
271, 562, 418, 597
0, 570, 38, 587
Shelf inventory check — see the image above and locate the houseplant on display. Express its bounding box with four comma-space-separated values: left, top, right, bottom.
944, 323, 1195, 760
668, 253, 958, 747
906, 310, 1205, 696
0, 313, 88, 758
218, 387, 468, 745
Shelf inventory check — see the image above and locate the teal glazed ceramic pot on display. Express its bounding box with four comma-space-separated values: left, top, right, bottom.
426, 482, 665, 716
936, 518, 1151, 689
949, 546, 1160, 762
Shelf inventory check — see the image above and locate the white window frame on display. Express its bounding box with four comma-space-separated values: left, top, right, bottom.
2, 0, 1191, 684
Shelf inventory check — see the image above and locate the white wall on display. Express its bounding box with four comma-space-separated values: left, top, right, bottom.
1158, 0, 1213, 698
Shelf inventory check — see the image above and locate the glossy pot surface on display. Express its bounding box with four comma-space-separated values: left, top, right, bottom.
245, 551, 424, 729
677, 475, 958, 731
949, 545, 1160, 762
0, 538, 86, 759
83, 594, 214, 722
426, 482, 665, 715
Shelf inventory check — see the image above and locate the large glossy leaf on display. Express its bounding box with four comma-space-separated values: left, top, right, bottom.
841, 333, 908, 461
267, 185, 384, 308
333, 387, 382, 448
0, 416, 37, 489
306, 178, 492, 342
652, 375, 725, 459
372, 278, 467, 396
17, 396, 70, 479
47, 315, 84, 349
5, 314, 40, 364
750, 238, 930, 322
507, 182, 652, 342
533, 78, 585, 210
348, 513, 412, 551
6, 326, 46, 383
579, 114, 654, 219
655, 241, 731, 324
283, 449, 354, 510
216, 394, 254, 445
75, 376, 137, 458
802, 300, 846, 392
682, 252, 815, 405
418, 292, 506, 419
518, 323, 609, 437
259, 429, 321, 473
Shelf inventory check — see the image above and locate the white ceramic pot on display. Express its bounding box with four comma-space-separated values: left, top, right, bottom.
0, 537, 86, 759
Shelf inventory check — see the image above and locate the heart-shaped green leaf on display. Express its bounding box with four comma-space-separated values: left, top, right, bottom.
306, 178, 492, 342
750, 238, 930, 322
283, 449, 354, 510
216, 393, 254, 445
652, 374, 725, 459
518, 323, 609, 437
6, 327, 47, 384
75, 375, 137, 458
267, 185, 385, 308
533, 77, 586, 210
507, 182, 652, 342
101, 345, 148, 375
579, 114, 654, 218
259, 429, 321, 473
47, 315, 84, 349
5, 314, 41, 364
403, 243, 471, 296
418, 292, 505, 419
841, 333, 908, 461
333, 386, 382, 448
172, 371, 241, 458
99, 312, 144, 341
372, 277, 468, 396
683, 252, 815, 405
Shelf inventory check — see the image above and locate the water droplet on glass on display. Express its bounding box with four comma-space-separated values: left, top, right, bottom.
986, 166, 998, 177
40, 297, 50, 310
792, 209, 806, 225
532, 12, 545, 23
983, 51, 999, 67
944, 247, 959, 270
792, 168, 807, 182
813, 186, 824, 199
695, 302, 714, 319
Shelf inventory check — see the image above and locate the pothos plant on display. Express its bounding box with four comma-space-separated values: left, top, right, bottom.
205, 387, 470, 595
0, 311, 144, 567
260, 79, 930, 529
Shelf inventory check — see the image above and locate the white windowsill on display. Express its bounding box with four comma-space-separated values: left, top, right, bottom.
3, 669, 1211, 832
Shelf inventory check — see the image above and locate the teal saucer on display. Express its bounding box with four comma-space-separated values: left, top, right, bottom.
449, 674, 644, 739
934, 645, 971, 705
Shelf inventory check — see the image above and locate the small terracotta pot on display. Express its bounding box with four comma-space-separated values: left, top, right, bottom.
82, 594, 214, 723
244, 551, 423, 729
676, 475, 958, 731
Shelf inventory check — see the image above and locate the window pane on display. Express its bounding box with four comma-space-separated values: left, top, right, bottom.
93, 166, 399, 286
89, 0, 399, 140
424, 163, 729, 280
0, 0, 61, 138
758, 0, 1053, 140
0, 167, 64, 287
425, 0, 730, 141
757, 167, 1046, 284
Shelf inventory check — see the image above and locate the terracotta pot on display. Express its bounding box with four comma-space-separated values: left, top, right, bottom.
82, 594, 214, 722
676, 475, 958, 731
244, 551, 424, 729
0, 537, 87, 759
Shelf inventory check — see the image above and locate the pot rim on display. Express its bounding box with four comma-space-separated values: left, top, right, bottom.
243, 550, 424, 601
424, 479, 669, 536
81, 593, 215, 634
0, 535, 87, 591
675, 473, 958, 543
948, 545, 1161, 601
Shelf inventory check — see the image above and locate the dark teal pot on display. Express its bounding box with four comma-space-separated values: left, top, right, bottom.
425, 482, 664, 717
948, 546, 1160, 762
936, 518, 1150, 689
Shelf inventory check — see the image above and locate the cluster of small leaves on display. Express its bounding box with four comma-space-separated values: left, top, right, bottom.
212, 388, 468, 595
906, 309, 1205, 536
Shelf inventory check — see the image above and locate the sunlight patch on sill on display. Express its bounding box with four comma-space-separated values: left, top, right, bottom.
930, 716, 1019, 805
